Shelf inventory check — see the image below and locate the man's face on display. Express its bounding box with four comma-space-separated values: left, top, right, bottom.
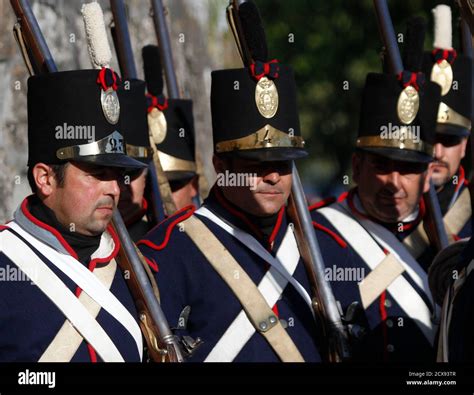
430, 134, 467, 187
37, 161, 122, 236
118, 168, 148, 223
213, 155, 292, 217
170, 175, 199, 210
352, 152, 431, 223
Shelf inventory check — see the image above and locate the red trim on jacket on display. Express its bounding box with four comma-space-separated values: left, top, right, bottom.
22, 196, 120, 363
214, 188, 264, 240
136, 205, 195, 251
267, 206, 285, 248
312, 221, 347, 248
308, 197, 336, 212
21, 196, 79, 259
379, 290, 389, 362
337, 191, 349, 202
455, 166, 466, 192
144, 256, 159, 272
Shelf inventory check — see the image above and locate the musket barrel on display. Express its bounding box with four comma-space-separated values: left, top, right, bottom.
12, 0, 58, 74
110, 0, 138, 79
112, 209, 183, 361
291, 163, 350, 360
373, 0, 403, 74
150, 0, 179, 98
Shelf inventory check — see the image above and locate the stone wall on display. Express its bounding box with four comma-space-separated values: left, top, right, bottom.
0, 0, 238, 222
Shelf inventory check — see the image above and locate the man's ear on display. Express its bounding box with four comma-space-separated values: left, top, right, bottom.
33, 163, 56, 198
352, 152, 361, 184
460, 137, 468, 159
422, 164, 433, 194
190, 175, 199, 198
212, 154, 226, 174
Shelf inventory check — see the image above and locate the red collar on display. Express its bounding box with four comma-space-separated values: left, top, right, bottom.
347, 188, 425, 233
213, 187, 285, 250
455, 165, 466, 192
20, 195, 120, 263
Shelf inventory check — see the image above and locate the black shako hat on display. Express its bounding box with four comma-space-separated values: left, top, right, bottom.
121, 78, 153, 164
142, 45, 196, 182
357, 17, 441, 163
422, 5, 472, 137
210, 1, 307, 162
27, 69, 146, 169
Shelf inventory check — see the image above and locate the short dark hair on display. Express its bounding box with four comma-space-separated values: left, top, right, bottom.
27, 163, 69, 193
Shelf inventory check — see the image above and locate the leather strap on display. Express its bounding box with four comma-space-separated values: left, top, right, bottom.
404, 188, 471, 257
182, 215, 304, 362
358, 253, 405, 309
39, 260, 117, 362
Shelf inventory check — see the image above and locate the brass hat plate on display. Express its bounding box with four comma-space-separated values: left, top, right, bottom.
431, 59, 453, 96
397, 85, 419, 125
255, 76, 279, 119
101, 88, 120, 125
148, 107, 167, 145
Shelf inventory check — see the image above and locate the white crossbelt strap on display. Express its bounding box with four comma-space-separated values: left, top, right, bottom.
39, 259, 117, 362
6, 222, 143, 361
318, 202, 436, 344
204, 223, 301, 362
0, 229, 124, 361
195, 206, 313, 311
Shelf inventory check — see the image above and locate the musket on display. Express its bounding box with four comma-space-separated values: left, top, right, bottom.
373, 0, 449, 252
10, 0, 183, 362
109, 0, 176, 222
83, 0, 182, 362
227, 0, 351, 362
150, 0, 179, 98
10, 0, 57, 74
457, 0, 474, 35
150, 0, 202, 207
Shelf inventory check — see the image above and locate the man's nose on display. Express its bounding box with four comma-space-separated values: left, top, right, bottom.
434, 142, 445, 160
386, 170, 401, 189
262, 169, 281, 184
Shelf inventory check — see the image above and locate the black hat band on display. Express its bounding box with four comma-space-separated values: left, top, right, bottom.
56, 131, 125, 160
214, 124, 305, 154
356, 135, 434, 156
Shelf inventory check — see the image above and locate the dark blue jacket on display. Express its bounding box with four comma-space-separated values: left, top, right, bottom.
310, 190, 437, 362
0, 197, 141, 362
138, 187, 323, 362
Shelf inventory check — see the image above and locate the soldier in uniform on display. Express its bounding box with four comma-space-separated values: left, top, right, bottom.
142, 45, 199, 211
137, 8, 323, 362
0, 69, 146, 362
310, 17, 442, 362
422, 5, 472, 241
118, 78, 154, 241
